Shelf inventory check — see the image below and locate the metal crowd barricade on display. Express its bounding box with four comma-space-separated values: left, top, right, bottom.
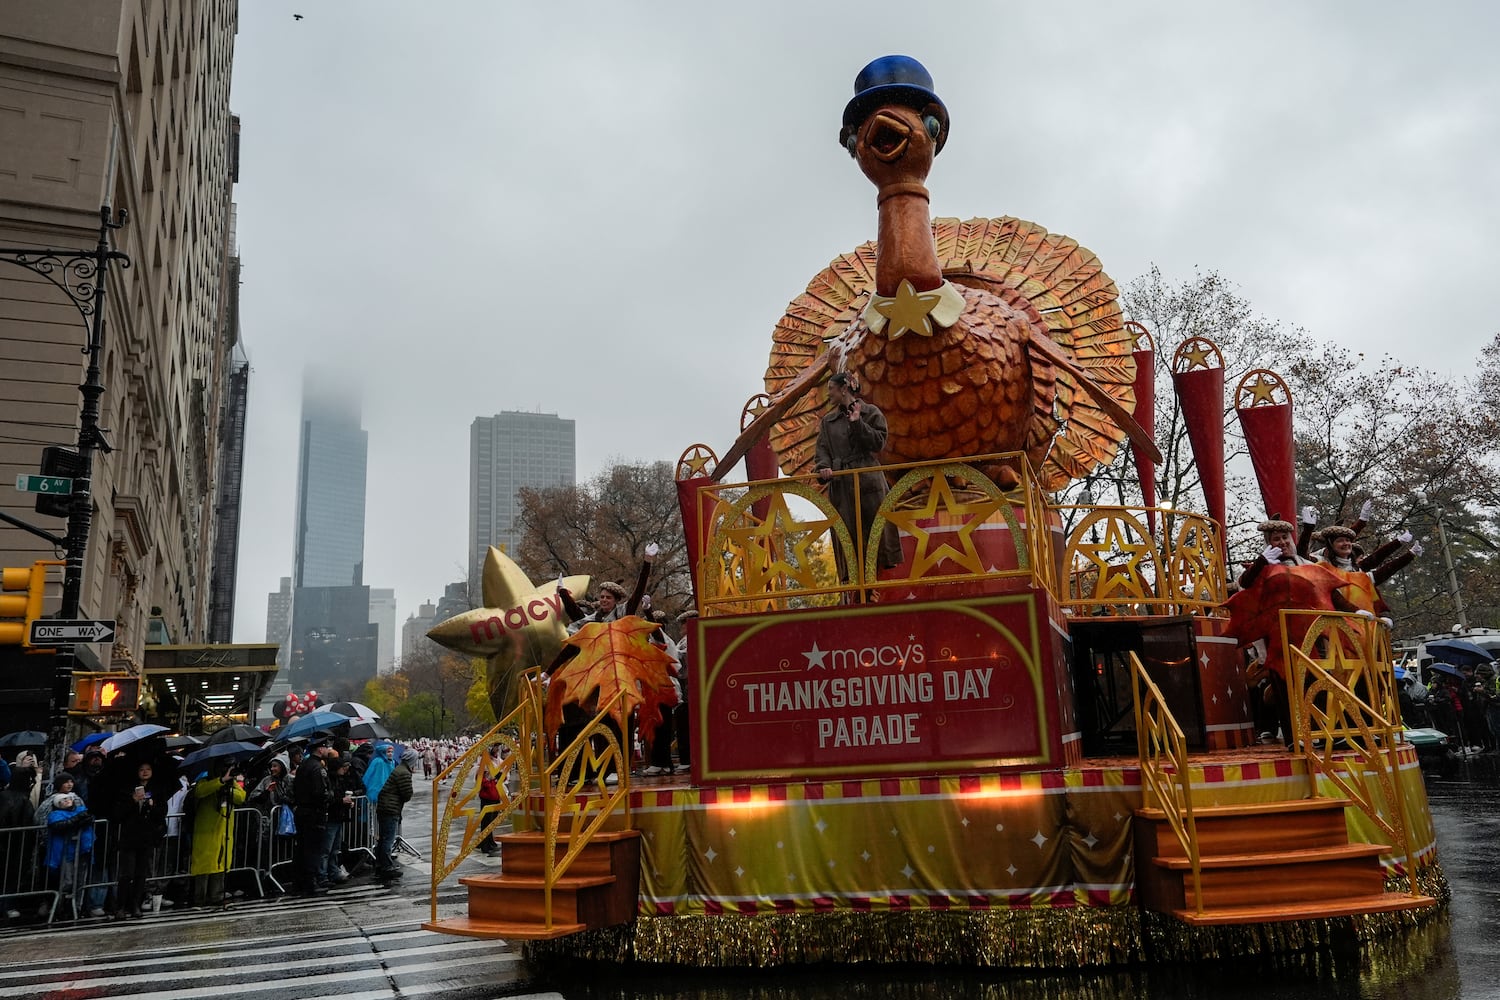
0, 823, 60, 924
266, 804, 297, 893
342, 794, 377, 870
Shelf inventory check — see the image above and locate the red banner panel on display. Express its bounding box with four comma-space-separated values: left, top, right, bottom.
692, 593, 1068, 783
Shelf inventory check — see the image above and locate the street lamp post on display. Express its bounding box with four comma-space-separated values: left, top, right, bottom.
0, 205, 130, 776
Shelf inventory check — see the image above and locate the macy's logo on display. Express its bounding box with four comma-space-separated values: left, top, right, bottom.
802, 636, 925, 671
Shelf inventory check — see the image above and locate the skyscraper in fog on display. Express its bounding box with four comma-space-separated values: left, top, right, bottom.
288, 371, 377, 699
469, 412, 575, 599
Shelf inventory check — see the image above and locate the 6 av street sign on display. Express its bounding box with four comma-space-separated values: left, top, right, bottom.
29, 619, 116, 644
15, 474, 72, 495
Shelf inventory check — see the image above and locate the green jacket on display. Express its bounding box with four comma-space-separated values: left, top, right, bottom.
377, 763, 413, 817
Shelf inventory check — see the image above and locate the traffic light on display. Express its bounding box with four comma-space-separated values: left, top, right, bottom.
72, 673, 141, 714
0, 560, 62, 647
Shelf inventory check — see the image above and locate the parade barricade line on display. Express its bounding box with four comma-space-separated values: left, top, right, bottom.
0, 823, 61, 925
342, 794, 377, 871
266, 804, 297, 893
73, 816, 116, 917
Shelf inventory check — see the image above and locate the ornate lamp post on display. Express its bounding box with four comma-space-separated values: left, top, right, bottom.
0, 205, 130, 774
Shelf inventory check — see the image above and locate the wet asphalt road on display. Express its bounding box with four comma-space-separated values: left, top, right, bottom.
2, 758, 1496, 999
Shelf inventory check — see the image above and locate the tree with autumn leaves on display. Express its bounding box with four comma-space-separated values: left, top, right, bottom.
362, 644, 496, 738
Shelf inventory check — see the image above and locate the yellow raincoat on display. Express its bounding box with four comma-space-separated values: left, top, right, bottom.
189, 775, 246, 876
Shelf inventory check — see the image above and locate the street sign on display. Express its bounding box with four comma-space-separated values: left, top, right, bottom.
28, 619, 116, 644
15, 474, 72, 495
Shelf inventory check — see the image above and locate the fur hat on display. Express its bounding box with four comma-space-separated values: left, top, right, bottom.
1257, 518, 1295, 536
597, 581, 627, 601
1319, 525, 1356, 544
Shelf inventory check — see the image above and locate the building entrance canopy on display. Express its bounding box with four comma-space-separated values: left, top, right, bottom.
142, 643, 280, 734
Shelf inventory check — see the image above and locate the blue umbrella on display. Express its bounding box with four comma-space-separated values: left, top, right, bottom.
1423, 638, 1495, 666
178, 740, 263, 774
1428, 662, 1466, 680
280, 710, 352, 741
71, 732, 110, 752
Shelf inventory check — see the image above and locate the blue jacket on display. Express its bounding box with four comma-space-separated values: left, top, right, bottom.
45, 800, 94, 868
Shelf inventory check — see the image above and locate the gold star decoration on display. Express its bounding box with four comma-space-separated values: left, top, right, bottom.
1241, 372, 1281, 406
1074, 514, 1159, 602
677, 443, 717, 480
741, 394, 771, 429
721, 490, 836, 596
1180, 342, 1211, 370
871, 279, 945, 340
881, 473, 1002, 578
427, 547, 590, 715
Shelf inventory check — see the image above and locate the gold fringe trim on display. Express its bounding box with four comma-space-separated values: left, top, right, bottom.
524, 862, 1450, 972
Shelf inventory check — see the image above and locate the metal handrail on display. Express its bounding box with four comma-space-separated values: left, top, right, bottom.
1131, 651, 1202, 914
1284, 613, 1421, 897
428, 669, 633, 930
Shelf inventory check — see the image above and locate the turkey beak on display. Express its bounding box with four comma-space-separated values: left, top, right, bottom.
862, 111, 911, 163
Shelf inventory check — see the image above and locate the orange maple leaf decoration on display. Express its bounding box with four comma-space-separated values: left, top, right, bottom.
545, 616, 680, 752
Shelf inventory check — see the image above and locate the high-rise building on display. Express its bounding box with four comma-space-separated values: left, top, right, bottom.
294, 372, 368, 589
286, 371, 376, 700
0, 2, 243, 671
369, 587, 396, 676
265, 576, 292, 664
402, 601, 437, 664
469, 412, 575, 599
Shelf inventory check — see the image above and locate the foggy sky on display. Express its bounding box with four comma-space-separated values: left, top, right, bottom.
226, 1, 1500, 641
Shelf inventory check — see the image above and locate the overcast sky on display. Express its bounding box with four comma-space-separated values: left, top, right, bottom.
226, 1, 1500, 641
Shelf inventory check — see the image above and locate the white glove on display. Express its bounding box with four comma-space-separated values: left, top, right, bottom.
644, 542, 660, 561
1380, 617, 1394, 629
1355, 609, 1375, 619
1262, 545, 1283, 562
1359, 499, 1374, 521
1410, 540, 1424, 557
1300, 506, 1318, 525
641, 595, 652, 610
1396, 530, 1413, 544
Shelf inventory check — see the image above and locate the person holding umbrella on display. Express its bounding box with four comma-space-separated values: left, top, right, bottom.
291, 734, 336, 896
189, 760, 246, 907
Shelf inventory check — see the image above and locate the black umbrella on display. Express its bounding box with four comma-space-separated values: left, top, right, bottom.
163, 734, 203, 751
1423, 638, 1495, 667
179, 740, 264, 774
203, 724, 271, 746
0, 731, 47, 750
347, 720, 391, 740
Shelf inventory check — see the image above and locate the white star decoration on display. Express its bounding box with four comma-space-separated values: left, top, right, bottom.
1200, 652, 1210, 667
901, 864, 915, 880
705, 847, 717, 862
734, 866, 745, 877
927, 845, 936, 853
1113, 812, 1123, 823
1083, 832, 1099, 849
803, 642, 828, 670
1032, 831, 1048, 848
861, 850, 871, 861
728, 827, 737, 838
776, 840, 784, 849
815, 819, 827, 834
827, 859, 836, 869
890, 827, 899, 837
1006, 863, 1018, 877
961, 816, 970, 827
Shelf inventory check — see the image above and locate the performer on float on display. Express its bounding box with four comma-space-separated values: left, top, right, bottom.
1296, 500, 1372, 559
1314, 522, 1421, 615
814, 371, 903, 582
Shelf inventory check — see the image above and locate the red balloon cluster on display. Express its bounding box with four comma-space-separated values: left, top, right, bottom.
281, 689, 321, 718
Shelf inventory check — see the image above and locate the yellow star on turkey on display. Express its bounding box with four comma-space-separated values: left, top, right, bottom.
427, 547, 590, 716
868, 279, 944, 339
882, 473, 1001, 578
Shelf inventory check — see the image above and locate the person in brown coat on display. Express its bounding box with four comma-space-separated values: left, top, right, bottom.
815, 372, 903, 582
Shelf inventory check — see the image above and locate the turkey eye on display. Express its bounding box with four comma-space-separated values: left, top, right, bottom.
924, 115, 941, 140
845, 134, 857, 157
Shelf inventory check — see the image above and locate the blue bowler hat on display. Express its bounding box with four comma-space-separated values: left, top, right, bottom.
841, 55, 950, 154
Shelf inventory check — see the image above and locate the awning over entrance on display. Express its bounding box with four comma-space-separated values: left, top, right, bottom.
142, 643, 280, 733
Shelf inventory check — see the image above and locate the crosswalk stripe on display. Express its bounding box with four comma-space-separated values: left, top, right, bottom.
0, 952, 516, 999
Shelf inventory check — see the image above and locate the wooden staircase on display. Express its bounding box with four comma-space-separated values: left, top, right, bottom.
1134, 797, 1435, 925
422, 829, 641, 940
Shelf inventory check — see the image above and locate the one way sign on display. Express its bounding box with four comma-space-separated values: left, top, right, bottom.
29, 619, 117, 645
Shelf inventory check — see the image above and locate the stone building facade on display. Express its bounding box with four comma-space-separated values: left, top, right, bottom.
0, 2, 243, 671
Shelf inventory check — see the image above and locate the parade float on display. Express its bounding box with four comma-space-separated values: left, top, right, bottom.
421, 56, 1444, 969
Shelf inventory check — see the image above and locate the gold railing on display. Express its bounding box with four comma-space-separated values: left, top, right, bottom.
429, 669, 633, 928
1058, 505, 1227, 615
1131, 651, 1202, 914
1283, 611, 1421, 897
693, 451, 1055, 614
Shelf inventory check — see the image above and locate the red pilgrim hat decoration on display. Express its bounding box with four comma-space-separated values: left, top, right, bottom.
1234, 369, 1296, 527
1125, 322, 1158, 535
675, 443, 720, 607
742, 393, 778, 520
1171, 336, 1226, 535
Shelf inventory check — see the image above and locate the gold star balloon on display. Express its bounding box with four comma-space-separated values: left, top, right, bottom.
427, 546, 590, 717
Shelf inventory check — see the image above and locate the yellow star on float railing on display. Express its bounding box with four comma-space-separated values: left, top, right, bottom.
882, 474, 1000, 578
723, 492, 835, 595
678, 444, 716, 479
1180, 342, 1212, 370
1075, 516, 1157, 601
872, 279, 944, 339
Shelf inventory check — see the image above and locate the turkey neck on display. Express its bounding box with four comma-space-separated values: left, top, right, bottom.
875, 185, 942, 297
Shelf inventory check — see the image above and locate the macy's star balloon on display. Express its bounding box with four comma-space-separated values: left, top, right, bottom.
426, 546, 590, 717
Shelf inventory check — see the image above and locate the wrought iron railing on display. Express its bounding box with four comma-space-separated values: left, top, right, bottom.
1283, 611, 1421, 897
1132, 651, 1203, 914
429, 669, 632, 929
